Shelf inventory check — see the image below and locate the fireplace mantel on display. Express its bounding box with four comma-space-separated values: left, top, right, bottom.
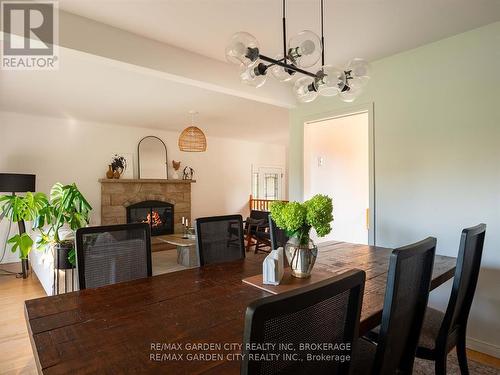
99, 179, 193, 233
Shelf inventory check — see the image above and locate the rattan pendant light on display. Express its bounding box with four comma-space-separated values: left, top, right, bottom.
178, 111, 207, 152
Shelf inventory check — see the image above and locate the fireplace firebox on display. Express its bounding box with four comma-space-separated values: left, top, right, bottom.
126, 200, 174, 236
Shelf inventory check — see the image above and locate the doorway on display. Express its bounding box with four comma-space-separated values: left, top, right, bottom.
304, 110, 373, 245
252, 166, 284, 200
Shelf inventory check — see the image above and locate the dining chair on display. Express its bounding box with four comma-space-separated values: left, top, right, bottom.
353, 237, 437, 375
244, 210, 271, 252
241, 269, 366, 375
75, 223, 152, 289
416, 224, 486, 375
196, 214, 245, 266
268, 214, 289, 250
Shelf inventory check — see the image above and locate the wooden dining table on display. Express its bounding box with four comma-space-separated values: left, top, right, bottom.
25, 241, 456, 374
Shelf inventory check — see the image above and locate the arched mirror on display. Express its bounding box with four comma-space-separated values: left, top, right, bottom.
138, 136, 168, 179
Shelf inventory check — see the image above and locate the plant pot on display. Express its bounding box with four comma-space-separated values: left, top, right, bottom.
54, 242, 75, 270
284, 237, 318, 278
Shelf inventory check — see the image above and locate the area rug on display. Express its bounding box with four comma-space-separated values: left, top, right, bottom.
413, 352, 499, 374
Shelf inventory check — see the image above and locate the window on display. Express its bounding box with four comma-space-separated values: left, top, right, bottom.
252, 166, 284, 200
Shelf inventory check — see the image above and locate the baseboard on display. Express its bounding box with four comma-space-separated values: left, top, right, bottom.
467, 336, 500, 359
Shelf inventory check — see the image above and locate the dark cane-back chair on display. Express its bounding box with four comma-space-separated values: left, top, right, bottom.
242, 269, 366, 375
416, 224, 486, 375
245, 210, 271, 253
353, 237, 437, 375
196, 214, 245, 266
76, 223, 152, 290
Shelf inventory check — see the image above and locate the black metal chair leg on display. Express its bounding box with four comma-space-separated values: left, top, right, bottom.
435, 354, 447, 375
55, 248, 59, 295
456, 329, 469, 375
52, 263, 56, 295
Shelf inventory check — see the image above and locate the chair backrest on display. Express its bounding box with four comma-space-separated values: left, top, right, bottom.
373, 237, 436, 375
196, 214, 245, 266
76, 223, 152, 290
268, 214, 289, 250
438, 223, 486, 344
245, 210, 269, 230
241, 269, 366, 375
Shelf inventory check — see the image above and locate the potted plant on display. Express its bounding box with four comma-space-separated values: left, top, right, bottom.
269, 194, 333, 278
0, 192, 48, 260
0, 183, 92, 268
35, 183, 92, 268
111, 154, 127, 179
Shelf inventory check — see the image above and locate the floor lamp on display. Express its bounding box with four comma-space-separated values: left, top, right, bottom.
0, 173, 36, 279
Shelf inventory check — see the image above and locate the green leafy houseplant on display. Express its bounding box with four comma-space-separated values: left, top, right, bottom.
270, 194, 333, 246
0, 192, 48, 259
0, 183, 92, 266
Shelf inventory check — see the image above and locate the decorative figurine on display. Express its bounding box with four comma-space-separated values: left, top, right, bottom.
183, 166, 194, 180
172, 160, 181, 179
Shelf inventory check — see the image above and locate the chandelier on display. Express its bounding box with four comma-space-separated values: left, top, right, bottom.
225, 0, 371, 103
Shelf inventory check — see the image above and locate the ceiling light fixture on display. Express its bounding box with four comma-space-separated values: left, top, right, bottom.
178, 111, 207, 152
225, 0, 371, 103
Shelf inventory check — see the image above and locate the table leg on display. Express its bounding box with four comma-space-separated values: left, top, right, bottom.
177, 246, 199, 267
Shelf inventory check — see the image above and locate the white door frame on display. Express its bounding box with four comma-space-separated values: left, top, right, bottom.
301, 102, 376, 245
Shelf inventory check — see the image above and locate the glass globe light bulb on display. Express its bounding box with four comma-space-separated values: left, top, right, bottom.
314, 65, 346, 97
339, 86, 362, 103
288, 30, 322, 68
345, 58, 371, 90
270, 54, 295, 82
300, 39, 316, 55
293, 76, 318, 103
225, 32, 260, 66
240, 61, 267, 88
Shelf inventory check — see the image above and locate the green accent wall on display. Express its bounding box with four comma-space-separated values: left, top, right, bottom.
289, 22, 500, 355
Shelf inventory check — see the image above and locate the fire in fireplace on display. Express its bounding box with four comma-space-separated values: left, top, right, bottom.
126, 200, 174, 236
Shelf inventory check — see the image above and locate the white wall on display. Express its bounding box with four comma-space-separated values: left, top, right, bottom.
304, 113, 369, 244
0, 110, 288, 264
289, 22, 500, 357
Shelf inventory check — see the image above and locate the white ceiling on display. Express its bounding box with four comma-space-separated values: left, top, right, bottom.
3, 1, 498, 145
0, 49, 289, 144
58, 0, 500, 69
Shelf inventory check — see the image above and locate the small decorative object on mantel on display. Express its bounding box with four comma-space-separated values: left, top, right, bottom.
178, 111, 207, 152
105, 165, 114, 179
263, 247, 284, 285
110, 154, 128, 179
172, 160, 181, 179
182, 166, 195, 180
269, 194, 333, 279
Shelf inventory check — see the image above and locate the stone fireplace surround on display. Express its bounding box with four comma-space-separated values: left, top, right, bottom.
99, 179, 195, 234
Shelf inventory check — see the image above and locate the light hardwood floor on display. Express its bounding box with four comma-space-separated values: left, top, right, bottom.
0, 263, 44, 374
0, 257, 498, 374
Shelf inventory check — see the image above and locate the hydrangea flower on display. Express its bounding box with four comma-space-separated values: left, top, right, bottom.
269, 194, 333, 245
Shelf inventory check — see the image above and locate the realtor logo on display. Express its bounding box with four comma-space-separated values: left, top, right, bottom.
1, 1, 59, 70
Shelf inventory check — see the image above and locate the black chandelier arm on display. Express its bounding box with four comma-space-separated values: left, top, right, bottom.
259, 54, 318, 79
321, 0, 325, 66
282, 0, 287, 64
